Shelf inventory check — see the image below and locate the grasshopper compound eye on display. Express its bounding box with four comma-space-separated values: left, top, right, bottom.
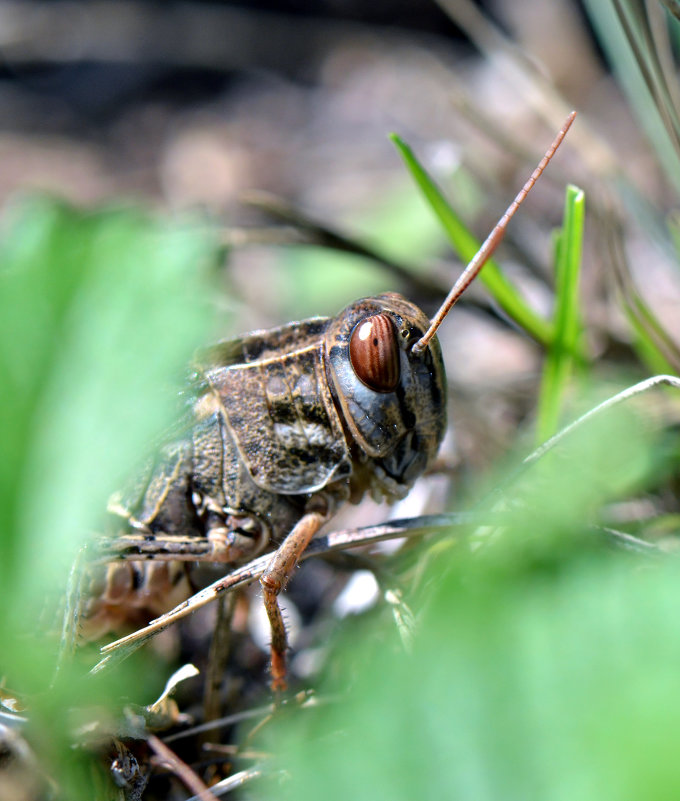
349, 313, 400, 392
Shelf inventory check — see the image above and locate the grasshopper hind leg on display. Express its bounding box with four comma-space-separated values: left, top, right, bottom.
65, 507, 269, 652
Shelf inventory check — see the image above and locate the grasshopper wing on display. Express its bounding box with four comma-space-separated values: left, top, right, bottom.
203, 323, 352, 494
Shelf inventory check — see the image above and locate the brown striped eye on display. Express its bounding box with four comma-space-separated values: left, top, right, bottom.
349, 314, 400, 392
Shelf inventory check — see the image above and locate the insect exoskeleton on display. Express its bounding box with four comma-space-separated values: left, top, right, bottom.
85, 111, 576, 692
325, 292, 447, 504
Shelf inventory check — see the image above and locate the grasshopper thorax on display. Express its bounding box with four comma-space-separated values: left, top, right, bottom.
325, 292, 447, 500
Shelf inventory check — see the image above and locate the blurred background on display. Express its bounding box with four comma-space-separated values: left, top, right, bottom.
3, 0, 674, 468
5, 1, 680, 799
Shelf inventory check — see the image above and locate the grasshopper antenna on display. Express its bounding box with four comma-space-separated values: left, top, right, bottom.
412, 110, 576, 356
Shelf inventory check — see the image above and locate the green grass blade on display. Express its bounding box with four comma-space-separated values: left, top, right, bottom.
390, 133, 554, 347
536, 185, 586, 442
606, 196, 680, 374
629, 314, 678, 374
582, 0, 680, 197
662, 0, 680, 20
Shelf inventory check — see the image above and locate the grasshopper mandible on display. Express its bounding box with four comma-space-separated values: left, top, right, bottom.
82, 112, 576, 692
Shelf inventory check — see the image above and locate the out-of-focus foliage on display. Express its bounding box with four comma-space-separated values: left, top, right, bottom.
0, 197, 218, 798
264, 398, 680, 801
5, 1, 680, 798
582, 0, 680, 195
274, 554, 680, 801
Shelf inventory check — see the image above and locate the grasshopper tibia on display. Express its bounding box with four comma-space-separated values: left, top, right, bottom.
260, 511, 326, 692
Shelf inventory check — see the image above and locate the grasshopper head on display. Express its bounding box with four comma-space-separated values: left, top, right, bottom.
325, 292, 446, 500
322, 115, 577, 500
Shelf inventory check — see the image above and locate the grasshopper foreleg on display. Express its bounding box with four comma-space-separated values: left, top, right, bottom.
260, 510, 326, 692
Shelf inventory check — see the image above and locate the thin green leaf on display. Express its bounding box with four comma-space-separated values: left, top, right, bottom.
620, 272, 680, 374
661, 0, 680, 21
536, 185, 586, 442
390, 133, 554, 347
606, 199, 680, 374
583, 0, 680, 196
629, 316, 678, 374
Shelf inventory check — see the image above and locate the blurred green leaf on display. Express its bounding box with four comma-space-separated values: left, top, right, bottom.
293, 555, 680, 801
607, 195, 680, 375
0, 197, 217, 600
0, 196, 218, 798
628, 312, 679, 374
263, 393, 669, 801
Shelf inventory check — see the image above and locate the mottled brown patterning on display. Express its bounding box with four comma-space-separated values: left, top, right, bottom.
87, 292, 446, 689
84, 113, 575, 690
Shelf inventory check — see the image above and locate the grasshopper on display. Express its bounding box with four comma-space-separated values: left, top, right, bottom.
79, 112, 576, 692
